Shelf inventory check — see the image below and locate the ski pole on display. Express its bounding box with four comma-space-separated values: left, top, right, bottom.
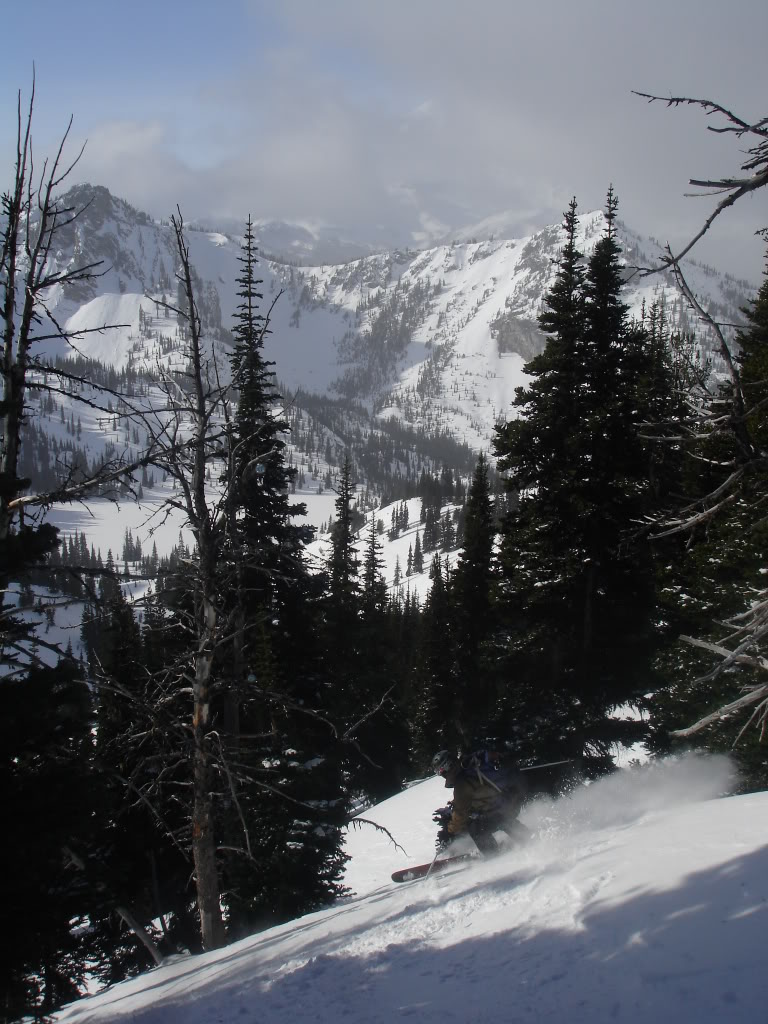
423, 846, 442, 881
519, 758, 573, 773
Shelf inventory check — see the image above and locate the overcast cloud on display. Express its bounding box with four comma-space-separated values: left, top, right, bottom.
2, 0, 766, 279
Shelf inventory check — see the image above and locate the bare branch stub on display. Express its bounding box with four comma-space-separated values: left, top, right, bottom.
631, 90, 768, 744
348, 816, 409, 856
633, 91, 768, 266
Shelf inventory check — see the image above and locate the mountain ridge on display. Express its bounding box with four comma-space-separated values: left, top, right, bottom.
39, 184, 755, 456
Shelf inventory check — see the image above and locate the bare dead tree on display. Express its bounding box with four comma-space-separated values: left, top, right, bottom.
0, 83, 240, 952
2, 84, 358, 984
121, 209, 298, 950
676, 628, 768, 742
2, 80, 110, 533
135, 208, 232, 951
0, 78, 144, 677
633, 92, 768, 264
635, 90, 768, 742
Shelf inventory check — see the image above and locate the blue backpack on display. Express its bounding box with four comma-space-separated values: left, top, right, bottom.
462, 749, 521, 791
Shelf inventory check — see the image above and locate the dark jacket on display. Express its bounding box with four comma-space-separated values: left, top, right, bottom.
443, 760, 525, 836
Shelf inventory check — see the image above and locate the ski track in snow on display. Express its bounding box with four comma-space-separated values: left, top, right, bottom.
54, 755, 768, 1024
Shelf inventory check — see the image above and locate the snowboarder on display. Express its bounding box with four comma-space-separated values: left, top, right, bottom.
431, 749, 529, 854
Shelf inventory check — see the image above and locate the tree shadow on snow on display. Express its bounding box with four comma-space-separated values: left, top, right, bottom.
63, 843, 768, 1024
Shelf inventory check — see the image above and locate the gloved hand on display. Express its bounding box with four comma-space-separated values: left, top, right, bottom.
432, 805, 452, 826
435, 825, 453, 850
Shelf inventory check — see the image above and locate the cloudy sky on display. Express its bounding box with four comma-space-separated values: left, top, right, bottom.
2, 0, 767, 279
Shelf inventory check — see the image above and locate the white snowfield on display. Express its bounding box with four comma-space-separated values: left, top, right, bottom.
54, 755, 768, 1024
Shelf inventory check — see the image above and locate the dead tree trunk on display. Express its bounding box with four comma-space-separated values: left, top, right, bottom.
189, 581, 226, 950
171, 212, 227, 951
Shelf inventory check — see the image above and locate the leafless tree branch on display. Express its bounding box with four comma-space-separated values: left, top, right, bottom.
632, 91, 768, 266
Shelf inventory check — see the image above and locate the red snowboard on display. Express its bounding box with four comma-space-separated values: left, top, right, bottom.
391, 852, 478, 883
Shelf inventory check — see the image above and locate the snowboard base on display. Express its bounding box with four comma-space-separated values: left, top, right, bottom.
391, 852, 478, 883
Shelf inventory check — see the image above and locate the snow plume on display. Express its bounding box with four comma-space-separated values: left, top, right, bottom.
524, 753, 736, 839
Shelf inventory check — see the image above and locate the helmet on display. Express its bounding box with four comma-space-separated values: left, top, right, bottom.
431, 750, 457, 776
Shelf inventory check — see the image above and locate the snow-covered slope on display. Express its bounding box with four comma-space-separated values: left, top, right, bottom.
306, 497, 461, 605
40, 185, 755, 453
54, 755, 767, 1024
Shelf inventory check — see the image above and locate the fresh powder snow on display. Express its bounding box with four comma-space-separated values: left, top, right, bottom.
54, 754, 767, 1023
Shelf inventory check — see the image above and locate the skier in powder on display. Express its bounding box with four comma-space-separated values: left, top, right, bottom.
431, 749, 529, 854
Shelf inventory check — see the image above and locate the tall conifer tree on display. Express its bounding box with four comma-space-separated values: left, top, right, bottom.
413, 553, 458, 760
493, 192, 668, 771
216, 219, 347, 933
327, 455, 360, 619
450, 453, 497, 740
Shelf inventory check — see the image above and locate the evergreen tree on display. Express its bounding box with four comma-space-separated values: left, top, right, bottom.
116, 217, 350, 947
354, 511, 412, 799
321, 469, 416, 801
0, 662, 96, 1020
362, 513, 388, 615
495, 197, 586, 505
493, 192, 671, 772
450, 453, 497, 740
229, 216, 301, 548
83, 587, 197, 979
736, 253, 768, 450
413, 530, 424, 573
224, 214, 313, 736
214, 219, 348, 934
393, 555, 402, 589
327, 454, 360, 618
413, 553, 458, 761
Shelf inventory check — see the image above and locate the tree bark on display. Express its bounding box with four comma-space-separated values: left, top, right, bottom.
191, 598, 226, 951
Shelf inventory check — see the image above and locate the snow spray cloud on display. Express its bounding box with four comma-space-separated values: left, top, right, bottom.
523, 753, 736, 838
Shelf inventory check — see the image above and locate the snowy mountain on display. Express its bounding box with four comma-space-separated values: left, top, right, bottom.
198, 215, 382, 266
40, 184, 755, 454
52, 753, 767, 1024
16, 181, 756, 598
